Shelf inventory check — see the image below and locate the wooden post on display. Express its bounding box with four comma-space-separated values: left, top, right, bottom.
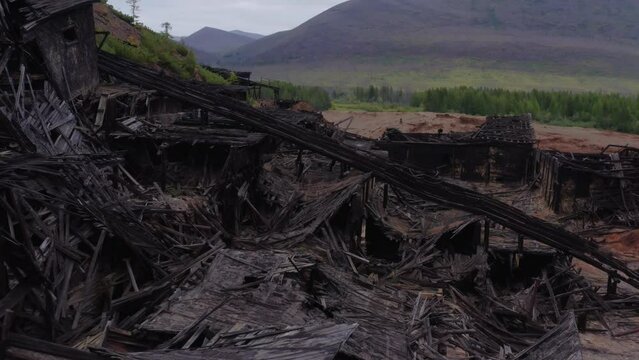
160, 147, 168, 191
200, 109, 209, 125
486, 152, 491, 185
363, 181, 368, 204
296, 150, 303, 178
451, 150, 456, 179
518, 234, 524, 253
1, 310, 14, 341
483, 220, 490, 252
0, 261, 8, 298
607, 272, 619, 297
94, 94, 108, 130
533, 151, 538, 183
234, 195, 241, 235
473, 221, 482, 252
383, 184, 389, 209
577, 312, 588, 331
124, 259, 140, 292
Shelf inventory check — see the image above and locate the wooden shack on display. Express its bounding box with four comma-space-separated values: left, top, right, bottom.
12, 0, 99, 99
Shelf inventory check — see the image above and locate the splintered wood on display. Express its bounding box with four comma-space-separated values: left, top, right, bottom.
1, 3, 639, 359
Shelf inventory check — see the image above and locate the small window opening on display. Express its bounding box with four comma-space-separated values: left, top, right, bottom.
63, 26, 78, 43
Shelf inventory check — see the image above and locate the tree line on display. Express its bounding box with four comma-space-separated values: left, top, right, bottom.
351, 85, 407, 104
259, 81, 332, 111
410, 87, 639, 133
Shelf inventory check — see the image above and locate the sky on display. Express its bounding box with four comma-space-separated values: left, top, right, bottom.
107, 0, 348, 36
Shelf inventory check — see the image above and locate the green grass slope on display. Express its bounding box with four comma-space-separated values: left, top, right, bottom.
95, 2, 227, 84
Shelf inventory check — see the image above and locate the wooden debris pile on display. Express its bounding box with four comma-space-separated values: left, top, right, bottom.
1, 4, 639, 359
0, 151, 228, 341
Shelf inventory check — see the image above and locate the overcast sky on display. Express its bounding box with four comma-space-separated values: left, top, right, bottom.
107, 0, 348, 36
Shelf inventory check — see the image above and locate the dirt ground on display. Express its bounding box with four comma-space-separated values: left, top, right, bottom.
324, 110, 639, 153
93, 3, 141, 46
323, 111, 484, 138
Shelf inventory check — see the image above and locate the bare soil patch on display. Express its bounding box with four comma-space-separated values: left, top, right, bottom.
324, 110, 639, 153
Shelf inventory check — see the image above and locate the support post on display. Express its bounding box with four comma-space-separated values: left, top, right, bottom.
296, 150, 303, 178
160, 145, 168, 191
607, 271, 619, 297
483, 220, 490, 252
383, 184, 389, 209
0, 260, 8, 298
200, 109, 209, 125
577, 312, 588, 331
1, 310, 14, 341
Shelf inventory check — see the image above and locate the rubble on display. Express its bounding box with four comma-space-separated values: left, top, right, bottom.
1, 2, 639, 359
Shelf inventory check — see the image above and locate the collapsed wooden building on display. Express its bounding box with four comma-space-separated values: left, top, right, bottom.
377, 115, 536, 183
537, 146, 639, 225
1, 2, 639, 359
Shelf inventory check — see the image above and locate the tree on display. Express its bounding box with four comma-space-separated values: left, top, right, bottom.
126, 0, 140, 23
161, 22, 172, 36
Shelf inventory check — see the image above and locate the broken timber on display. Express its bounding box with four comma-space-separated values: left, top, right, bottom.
97, 51, 639, 288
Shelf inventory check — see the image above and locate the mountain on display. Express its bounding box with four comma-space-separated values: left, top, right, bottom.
182, 27, 258, 65
230, 30, 264, 40
220, 0, 639, 93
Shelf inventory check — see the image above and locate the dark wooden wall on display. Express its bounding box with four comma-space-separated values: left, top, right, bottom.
384, 142, 532, 183
33, 6, 99, 99
537, 151, 633, 215
489, 144, 534, 183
